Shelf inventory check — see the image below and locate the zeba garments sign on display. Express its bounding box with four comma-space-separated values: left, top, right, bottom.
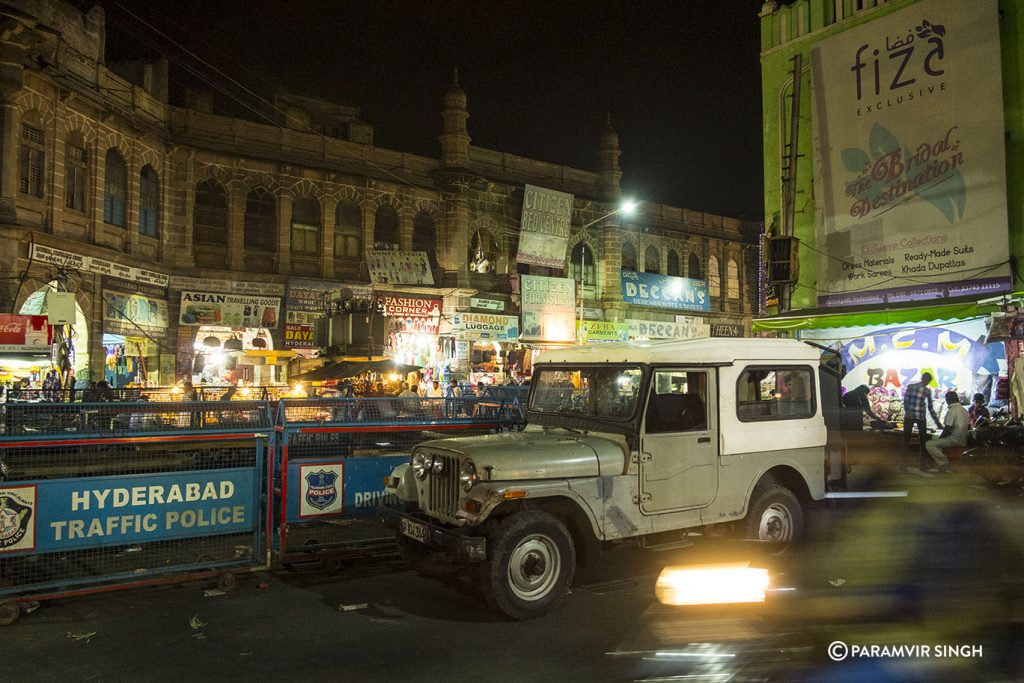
517, 185, 573, 268
810, 0, 1010, 306
0, 314, 51, 352
178, 291, 281, 329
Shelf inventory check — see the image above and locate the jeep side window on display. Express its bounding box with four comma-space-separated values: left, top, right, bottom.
530, 366, 643, 419
737, 366, 815, 420
645, 370, 708, 433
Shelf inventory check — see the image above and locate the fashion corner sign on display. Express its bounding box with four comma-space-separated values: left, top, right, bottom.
811, 0, 1010, 306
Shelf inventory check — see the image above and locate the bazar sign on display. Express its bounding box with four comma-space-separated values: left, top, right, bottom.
366, 251, 435, 286
839, 326, 991, 394
517, 184, 574, 268
621, 271, 710, 312
0, 314, 51, 352
452, 313, 519, 341
179, 291, 281, 329
521, 275, 576, 342
31, 244, 169, 287
0, 469, 255, 554
377, 294, 442, 317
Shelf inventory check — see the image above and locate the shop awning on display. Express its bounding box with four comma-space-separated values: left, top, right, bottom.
753, 299, 1002, 332
292, 359, 422, 382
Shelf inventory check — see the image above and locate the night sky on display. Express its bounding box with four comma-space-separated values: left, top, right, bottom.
79, 1, 765, 219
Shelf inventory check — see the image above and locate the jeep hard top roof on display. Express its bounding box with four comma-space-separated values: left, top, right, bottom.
534, 338, 820, 366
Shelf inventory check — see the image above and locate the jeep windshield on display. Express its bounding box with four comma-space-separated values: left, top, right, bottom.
529, 365, 644, 421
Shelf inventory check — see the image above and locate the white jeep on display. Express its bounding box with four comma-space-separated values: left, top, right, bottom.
380, 338, 842, 619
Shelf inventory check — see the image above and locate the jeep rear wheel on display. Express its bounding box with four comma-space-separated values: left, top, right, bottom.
745, 484, 803, 543
480, 510, 575, 620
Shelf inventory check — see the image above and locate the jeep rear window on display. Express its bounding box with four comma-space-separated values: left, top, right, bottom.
530, 366, 643, 420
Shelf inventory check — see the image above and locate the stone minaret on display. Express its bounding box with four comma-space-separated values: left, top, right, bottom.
598, 112, 622, 200
439, 66, 471, 168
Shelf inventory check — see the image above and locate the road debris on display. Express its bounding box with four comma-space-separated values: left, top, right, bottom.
827, 578, 846, 587
189, 614, 207, 630
203, 589, 227, 597
66, 631, 96, 643
337, 602, 369, 612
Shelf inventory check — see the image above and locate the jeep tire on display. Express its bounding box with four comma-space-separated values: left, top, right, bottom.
480, 510, 576, 620
745, 484, 803, 543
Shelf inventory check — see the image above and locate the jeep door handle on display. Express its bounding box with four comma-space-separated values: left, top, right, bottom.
697, 436, 711, 443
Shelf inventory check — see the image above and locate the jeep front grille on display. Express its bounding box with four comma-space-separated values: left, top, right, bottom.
426, 454, 460, 520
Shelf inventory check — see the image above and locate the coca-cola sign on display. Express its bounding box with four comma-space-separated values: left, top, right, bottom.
0, 314, 51, 352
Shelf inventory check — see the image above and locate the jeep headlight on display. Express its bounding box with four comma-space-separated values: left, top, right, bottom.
459, 459, 478, 492
412, 452, 431, 480
431, 456, 444, 475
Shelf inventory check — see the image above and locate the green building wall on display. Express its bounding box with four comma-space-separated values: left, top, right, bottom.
760, 0, 1024, 313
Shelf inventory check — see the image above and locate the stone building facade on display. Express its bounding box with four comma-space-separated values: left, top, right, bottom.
0, 0, 757, 385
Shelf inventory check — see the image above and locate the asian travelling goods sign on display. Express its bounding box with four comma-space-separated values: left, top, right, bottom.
810, 0, 1010, 307
517, 185, 574, 268
366, 251, 434, 286
520, 275, 576, 343
839, 326, 991, 394
621, 271, 711, 313
0, 314, 51, 352
452, 313, 520, 341
178, 291, 281, 329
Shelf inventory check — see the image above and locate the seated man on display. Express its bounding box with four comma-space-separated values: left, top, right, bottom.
924, 391, 969, 473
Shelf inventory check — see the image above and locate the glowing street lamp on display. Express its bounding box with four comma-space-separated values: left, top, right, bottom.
577, 198, 638, 343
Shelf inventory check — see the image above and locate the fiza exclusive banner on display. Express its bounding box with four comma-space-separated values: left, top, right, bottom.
517, 185, 574, 268
810, 0, 1010, 307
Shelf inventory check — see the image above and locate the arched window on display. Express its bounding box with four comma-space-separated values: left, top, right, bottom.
138, 165, 159, 237
727, 258, 740, 299
468, 230, 498, 274
65, 133, 87, 212
708, 255, 721, 297
20, 116, 44, 198
334, 200, 361, 258
688, 252, 702, 280
244, 187, 276, 251
644, 245, 660, 274
193, 179, 228, 245
291, 196, 321, 255
412, 212, 438, 278
374, 205, 400, 249
570, 242, 596, 287
667, 250, 680, 277
621, 243, 637, 271
103, 149, 127, 227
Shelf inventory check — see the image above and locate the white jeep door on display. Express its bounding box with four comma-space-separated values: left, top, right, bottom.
639, 368, 718, 513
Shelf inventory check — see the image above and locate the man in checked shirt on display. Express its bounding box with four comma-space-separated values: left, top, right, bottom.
903, 371, 942, 469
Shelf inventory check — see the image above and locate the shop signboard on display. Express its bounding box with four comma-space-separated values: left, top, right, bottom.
178, 291, 281, 329
284, 323, 316, 348
810, 0, 1011, 307
30, 244, 169, 287
0, 314, 51, 352
621, 271, 710, 313
710, 323, 744, 338
102, 276, 169, 337
839, 326, 992, 394
577, 320, 628, 343
470, 297, 505, 312
452, 313, 519, 341
626, 318, 710, 340
366, 251, 434, 286
377, 294, 442, 318
170, 276, 285, 298
517, 184, 574, 268
520, 275, 576, 343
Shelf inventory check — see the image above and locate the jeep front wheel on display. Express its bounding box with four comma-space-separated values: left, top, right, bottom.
745, 484, 803, 543
480, 510, 575, 620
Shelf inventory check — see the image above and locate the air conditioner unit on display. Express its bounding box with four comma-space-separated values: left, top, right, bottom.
766, 236, 799, 284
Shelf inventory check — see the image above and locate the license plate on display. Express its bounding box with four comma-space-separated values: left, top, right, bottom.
400, 518, 430, 543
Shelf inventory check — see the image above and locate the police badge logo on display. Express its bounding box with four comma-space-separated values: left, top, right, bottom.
305, 469, 338, 510
0, 486, 36, 553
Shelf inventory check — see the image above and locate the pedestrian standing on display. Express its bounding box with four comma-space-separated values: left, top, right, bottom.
902, 372, 941, 469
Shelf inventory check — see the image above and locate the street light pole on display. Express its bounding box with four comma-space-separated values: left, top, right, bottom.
576, 199, 637, 344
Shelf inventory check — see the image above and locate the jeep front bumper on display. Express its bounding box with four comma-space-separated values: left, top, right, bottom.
379, 503, 487, 563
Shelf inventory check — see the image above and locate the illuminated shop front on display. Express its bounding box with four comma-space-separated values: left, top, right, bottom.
0, 314, 53, 386
452, 312, 521, 385
378, 293, 451, 382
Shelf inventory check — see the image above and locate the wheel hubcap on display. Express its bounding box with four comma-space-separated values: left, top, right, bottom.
507, 534, 560, 601
758, 503, 793, 542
